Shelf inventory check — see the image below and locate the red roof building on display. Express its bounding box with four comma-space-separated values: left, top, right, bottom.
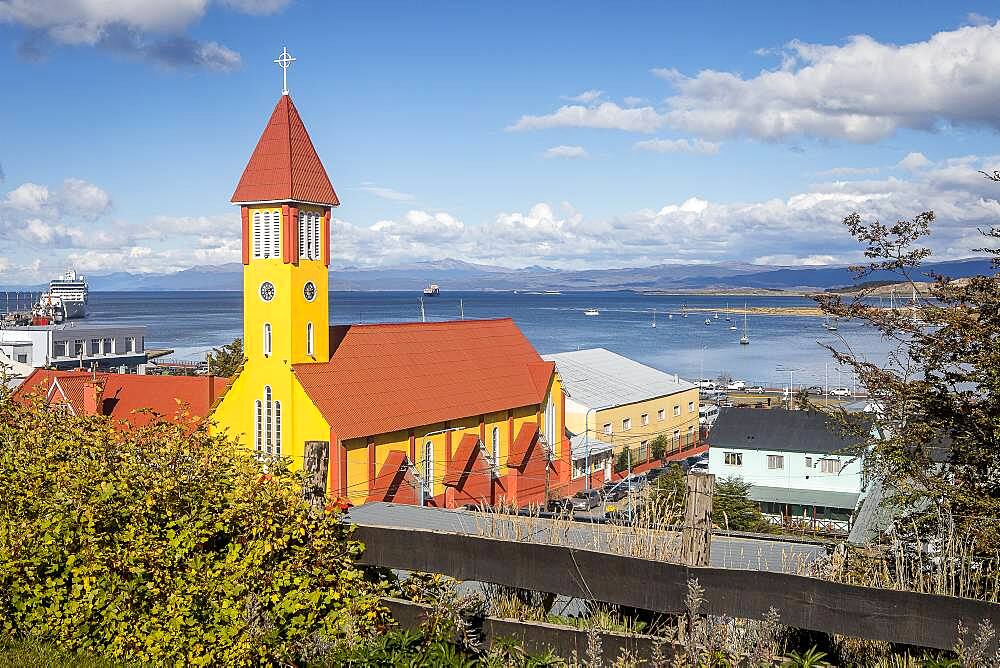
14, 370, 229, 429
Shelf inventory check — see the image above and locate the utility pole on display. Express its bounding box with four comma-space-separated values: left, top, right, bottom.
681, 472, 714, 566
459, 299, 464, 320
419, 297, 426, 323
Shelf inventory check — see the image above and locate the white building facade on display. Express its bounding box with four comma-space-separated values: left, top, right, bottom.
708, 407, 866, 534
0, 324, 147, 373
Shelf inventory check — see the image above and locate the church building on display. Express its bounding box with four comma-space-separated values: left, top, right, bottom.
212, 70, 571, 508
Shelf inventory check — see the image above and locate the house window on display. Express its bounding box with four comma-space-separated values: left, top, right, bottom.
673, 405, 681, 417
639, 440, 648, 460
544, 395, 556, 459
673, 430, 680, 446
688, 401, 695, 413
422, 440, 434, 502
306, 322, 314, 356
820, 458, 843, 474
253, 209, 281, 259
622, 417, 631, 431
263, 323, 272, 357
805, 456, 813, 468
767, 455, 785, 469
603, 423, 612, 436
74, 340, 85, 357
125, 336, 136, 353
90, 338, 101, 355
724, 452, 743, 466
657, 409, 665, 421
492, 425, 501, 476
103, 338, 113, 354
298, 210, 321, 261
641, 413, 649, 426
16, 354, 28, 363
54, 341, 66, 357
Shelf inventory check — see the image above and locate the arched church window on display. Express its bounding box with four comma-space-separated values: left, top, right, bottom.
306, 322, 314, 356
254, 400, 262, 454
298, 211, 321, 260
273, 401, 282, 456
264, 386, 273, 455
263, 323, 272, 357
252, 211, 263, 258
492, 425, 500, 477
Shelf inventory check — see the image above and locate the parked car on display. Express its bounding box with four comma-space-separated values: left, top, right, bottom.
806, 386, 824, 395
644, 466, 665, 483
547, 497, 572, 513
830, 387, 852, 397
689, 461, 710, 474
746, 385, 765, 394
570, 489, 603, 511
698, 379, 717, 389
725, 380, 747, 391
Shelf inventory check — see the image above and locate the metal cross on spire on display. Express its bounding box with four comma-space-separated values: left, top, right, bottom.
274, 47, 296, 95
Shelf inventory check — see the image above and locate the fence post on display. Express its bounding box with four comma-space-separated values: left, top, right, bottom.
681, 472, 714, 566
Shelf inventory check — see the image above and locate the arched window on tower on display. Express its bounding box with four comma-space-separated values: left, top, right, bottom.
254, 399, 263, 455
252, 211, 263, 258
306, 322, 314, 356
273, 401, 282, 456
264, 385, 273, 455
263, 323, 272, 357
298, 211, 321, 260
422, 440, 434, 504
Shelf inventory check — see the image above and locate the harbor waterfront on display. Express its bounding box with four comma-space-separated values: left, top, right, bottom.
83, 290, 894, 389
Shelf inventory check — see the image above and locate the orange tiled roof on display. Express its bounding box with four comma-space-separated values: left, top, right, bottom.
231, 95, 340, 206
14, 370, 230, 428
293, 318, 554, 441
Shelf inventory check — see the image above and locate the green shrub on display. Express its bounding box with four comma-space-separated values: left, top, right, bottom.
0, 386, 389, 666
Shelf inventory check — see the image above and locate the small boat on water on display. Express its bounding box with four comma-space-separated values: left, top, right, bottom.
824, 317, 838, 331
740, 304, 750, 345
704, 318, 712, 325
584, 308, 600, 316
725, 302, 732, 322
423, 283, 441, 296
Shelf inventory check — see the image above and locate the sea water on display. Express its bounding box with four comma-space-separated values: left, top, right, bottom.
86, 291, 895, 389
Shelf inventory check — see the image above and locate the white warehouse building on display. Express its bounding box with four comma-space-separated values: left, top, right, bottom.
0, 324, 147, 375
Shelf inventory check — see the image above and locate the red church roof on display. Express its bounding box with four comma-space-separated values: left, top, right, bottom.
293, 318, 555, 441
231, 95, 340, 206
14, 370, 230, 429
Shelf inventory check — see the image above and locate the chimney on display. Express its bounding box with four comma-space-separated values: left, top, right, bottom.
208, 374, 217, 406
83, 379, 105, 415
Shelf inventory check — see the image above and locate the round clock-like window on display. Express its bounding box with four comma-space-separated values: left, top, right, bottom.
303, 281, 317, 302
259, 281, 276, 302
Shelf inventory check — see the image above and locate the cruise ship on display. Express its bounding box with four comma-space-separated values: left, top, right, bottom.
38, 269, 89, 320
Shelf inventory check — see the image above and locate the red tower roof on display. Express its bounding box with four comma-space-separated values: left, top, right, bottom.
231, 95, 340, 206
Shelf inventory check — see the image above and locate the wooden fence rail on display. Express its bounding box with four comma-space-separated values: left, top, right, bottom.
355, 524, 1000, 651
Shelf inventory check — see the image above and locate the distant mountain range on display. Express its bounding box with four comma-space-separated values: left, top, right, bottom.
4, 257, 994, 293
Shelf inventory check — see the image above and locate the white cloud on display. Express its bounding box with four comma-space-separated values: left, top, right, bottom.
623, 96, 645, 106
0, 0, 283, 70
358, 183, 415, 201
753, 254, 841, 266
3, 183, 50, 212
815, 166, 881, 177
542, 145, 588, 159
898, 152, 931, 171
660, 22, 1000, 142
633, 138, 720, 155
508, 102, 667, 133
564, 89, 604, 103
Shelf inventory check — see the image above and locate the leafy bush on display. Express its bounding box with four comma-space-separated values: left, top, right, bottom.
649, 435, 669, 462
0, 386, 389, 666
712, 477, 778, 533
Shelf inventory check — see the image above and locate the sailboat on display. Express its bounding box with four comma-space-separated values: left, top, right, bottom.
714, 311, 719, 320
739, 304, 750, 345
651, 308, 657, 328
704, 318, 712, 325
682, 303, 688, 318
725, 302, 732, 322
824, 316, 838, 331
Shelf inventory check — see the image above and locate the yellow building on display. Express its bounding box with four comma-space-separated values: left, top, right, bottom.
212, 87, 571, 507
542, 348, 701, 472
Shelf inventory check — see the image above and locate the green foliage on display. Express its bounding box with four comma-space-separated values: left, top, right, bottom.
0, 386, 389, 666
316, 630, 562, 667
649, 435, 668, 462
206, 337, 245, 377
614, 449, 631, 473
651, 463, 687, 517
712, 477, 777, 533
0, 638, 119, 668
781, 647, 832, 667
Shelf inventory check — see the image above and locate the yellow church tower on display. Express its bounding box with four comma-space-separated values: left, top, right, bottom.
212, 49, 340, 465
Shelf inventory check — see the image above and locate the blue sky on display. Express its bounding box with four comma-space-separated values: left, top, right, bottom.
2, 1, 1000, 283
